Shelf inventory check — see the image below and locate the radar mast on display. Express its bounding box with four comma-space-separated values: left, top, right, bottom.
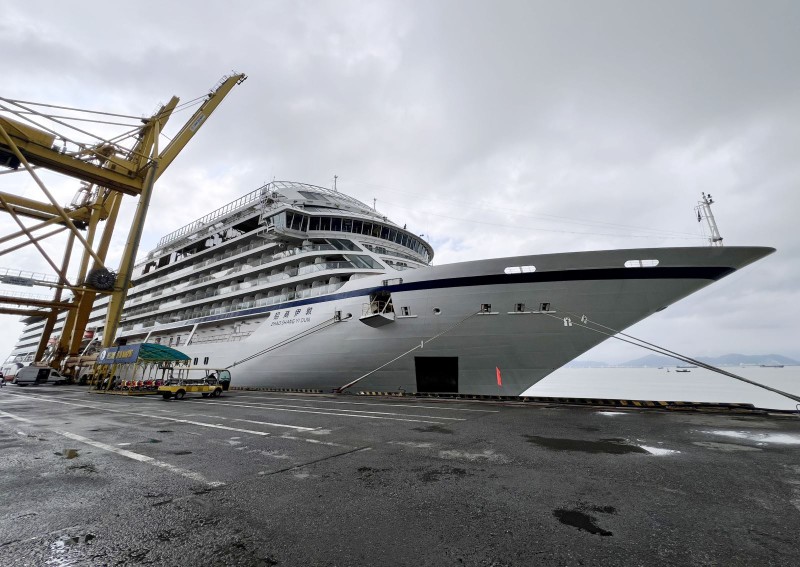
696, 192, 723, 247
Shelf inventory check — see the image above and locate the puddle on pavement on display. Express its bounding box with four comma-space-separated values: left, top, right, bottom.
524, 435, 648, 454
702, 430, 800, 445
48, 533, 97, 566
693, 441, 762, 452
553, 509, 613, 536
412, 425, 455, 434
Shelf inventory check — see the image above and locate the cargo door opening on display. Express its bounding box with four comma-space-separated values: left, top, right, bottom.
415, 357, 458, 393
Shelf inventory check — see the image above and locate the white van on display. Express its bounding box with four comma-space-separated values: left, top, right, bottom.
1, 362, 23, 381
14, 366, 68, 386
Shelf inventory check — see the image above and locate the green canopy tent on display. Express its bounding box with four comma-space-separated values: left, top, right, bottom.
94, 343, 191, 392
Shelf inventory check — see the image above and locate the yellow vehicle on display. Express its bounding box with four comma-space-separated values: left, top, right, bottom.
157, 369, 230, 400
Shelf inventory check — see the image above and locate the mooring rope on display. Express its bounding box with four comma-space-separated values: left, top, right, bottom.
542, 309, 800, 405
226, 314, 349, 369
336, 311, 481, 392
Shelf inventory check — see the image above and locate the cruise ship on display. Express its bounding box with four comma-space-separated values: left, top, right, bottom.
4, 181, 774, 395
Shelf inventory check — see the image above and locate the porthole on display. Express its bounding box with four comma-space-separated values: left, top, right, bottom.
433, 308, 441, 315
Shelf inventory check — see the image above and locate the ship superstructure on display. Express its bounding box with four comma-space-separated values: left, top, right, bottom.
6, 181, 431, 370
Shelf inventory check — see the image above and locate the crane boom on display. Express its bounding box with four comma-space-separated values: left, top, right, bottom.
156, 73, 247, 177
100, 73, 247, 348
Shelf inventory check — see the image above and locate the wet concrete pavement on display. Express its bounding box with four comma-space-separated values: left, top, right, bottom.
1, 385, 799, 566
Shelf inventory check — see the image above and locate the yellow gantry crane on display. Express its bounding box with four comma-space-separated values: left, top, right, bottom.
0, 73, 247, 373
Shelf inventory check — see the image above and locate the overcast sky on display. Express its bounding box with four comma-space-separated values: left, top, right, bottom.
2, 0, 799, 366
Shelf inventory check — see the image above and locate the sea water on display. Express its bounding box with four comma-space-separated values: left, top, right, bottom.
523, 366, 800, 411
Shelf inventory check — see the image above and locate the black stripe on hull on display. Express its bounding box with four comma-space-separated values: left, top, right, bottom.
136, 265, 734, 331
384, 266, 736, 293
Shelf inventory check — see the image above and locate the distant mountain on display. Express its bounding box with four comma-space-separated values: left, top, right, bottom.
618, 354, 799, 367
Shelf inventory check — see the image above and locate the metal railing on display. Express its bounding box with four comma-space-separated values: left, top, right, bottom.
156, 186, 264, 248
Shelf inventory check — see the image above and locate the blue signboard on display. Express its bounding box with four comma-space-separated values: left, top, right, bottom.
96, 344, 143, 365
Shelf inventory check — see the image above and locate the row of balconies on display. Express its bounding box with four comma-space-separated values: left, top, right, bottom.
129, 241, 340, 308
125, 245, 353, 316
119, 279, 347, 333
122, 260, 353, 322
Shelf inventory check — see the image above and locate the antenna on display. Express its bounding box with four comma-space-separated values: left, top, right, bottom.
695, 192, 723, 247
333, 175, 338, 192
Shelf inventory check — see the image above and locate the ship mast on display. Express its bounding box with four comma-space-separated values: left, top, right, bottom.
696, 192, 723, 247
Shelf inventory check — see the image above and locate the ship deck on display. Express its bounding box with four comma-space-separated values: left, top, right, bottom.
1, 385, 799, 565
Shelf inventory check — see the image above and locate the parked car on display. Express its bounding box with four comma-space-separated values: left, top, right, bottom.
14, 366, 68, 386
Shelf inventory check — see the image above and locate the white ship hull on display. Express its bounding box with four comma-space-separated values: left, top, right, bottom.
6, 181, 773, 396
167, 246, 772, 395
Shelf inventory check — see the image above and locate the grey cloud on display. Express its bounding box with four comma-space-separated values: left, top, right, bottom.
1, 0, 798, 363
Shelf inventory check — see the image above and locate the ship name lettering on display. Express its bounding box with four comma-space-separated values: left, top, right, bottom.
270, 316, 312, 327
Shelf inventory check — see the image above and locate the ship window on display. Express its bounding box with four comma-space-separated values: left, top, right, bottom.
401, 306, 410, 316
289, 212, 305, 231
329, 239, 360, 251
342, 218, 352, 232
539, 302, 551, 312
331, 217, 341, 231
193, 357, 198, 365
515, 303, 526, 312
298, 190, 330, 202
349, 255, 382, 269
204, 357, 209, 365
175, 335, 181, 346
320, 217, 331, 230
624, 259, 659, 268
353, 219, 363, 234
309, 217, 320, 230
480, 303, 492, 313
504, 266, 536, 274
361, 222, 371, 235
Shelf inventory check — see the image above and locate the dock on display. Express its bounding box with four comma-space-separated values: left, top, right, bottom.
1, 384, 799, 565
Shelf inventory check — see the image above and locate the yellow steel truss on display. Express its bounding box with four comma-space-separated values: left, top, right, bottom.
0, 73, 246, 372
